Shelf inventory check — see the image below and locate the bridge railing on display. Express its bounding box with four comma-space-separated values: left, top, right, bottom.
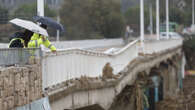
0, 48, 42, 66
142, 39, 183, 54
42, 38, 123, 51
42, 40, 138, 89
42, 38, 183, 89
0, 43, 8, 48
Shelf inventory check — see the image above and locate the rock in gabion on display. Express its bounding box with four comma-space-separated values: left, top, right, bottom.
0, 64, 42, 110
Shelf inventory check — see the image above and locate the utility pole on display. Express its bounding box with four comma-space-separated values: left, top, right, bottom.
56, 0, 60, 41
149, 3, 153, 35
156, 0, 160, 40
166, 0, 169, 39
193, 0, 195, 25
37, 0, 44, 16
140, 0, 144, 48
56, 16, 60, 41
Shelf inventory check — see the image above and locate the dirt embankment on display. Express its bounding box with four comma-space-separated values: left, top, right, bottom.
156, 75, 195, 110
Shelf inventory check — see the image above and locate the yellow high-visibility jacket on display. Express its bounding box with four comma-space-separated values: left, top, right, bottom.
28, 33, 56, 51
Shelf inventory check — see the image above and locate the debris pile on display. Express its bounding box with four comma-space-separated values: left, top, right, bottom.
156, 75, 195, 110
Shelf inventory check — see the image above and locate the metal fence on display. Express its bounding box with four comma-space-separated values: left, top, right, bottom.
0, 48, 42, 66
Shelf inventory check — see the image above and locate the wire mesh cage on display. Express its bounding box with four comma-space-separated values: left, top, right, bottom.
0, 48, 42, 66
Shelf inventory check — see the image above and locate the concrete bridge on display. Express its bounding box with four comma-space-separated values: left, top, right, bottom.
0, 38, 184, 110
40, 38, 183, 110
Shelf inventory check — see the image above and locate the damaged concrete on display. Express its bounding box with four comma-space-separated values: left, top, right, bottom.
156, 75, 195, 110
109, 55, 183, 110
48, 46, 183, 110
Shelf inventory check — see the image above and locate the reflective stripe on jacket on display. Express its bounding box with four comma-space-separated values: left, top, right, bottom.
28, 33, 56, 51
9, 38, 25, 48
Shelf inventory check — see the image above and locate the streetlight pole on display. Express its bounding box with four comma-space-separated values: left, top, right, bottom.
166, 0, 169, 39
37, 0, 44, 16
56, 0, 61, 42
156, 0, 160, 40
56, 16, 60, 41
193, 0, 195, 25
149, 3, 153, 35
140, 0, 144, 48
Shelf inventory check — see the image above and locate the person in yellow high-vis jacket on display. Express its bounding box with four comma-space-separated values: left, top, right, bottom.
28, 24, 56, 53
28, 33, 56, 53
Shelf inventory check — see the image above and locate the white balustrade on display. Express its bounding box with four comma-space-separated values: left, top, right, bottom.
42, 38, 123, 51
0, 43, 8, 48
42, 40, 138, 89
142, 39, 183, 54
42, 38, 183, 89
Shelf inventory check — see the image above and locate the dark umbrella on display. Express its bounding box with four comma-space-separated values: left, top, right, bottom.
33, 16, 65, 32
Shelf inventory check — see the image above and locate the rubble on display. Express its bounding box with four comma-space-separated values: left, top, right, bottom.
102, 63, 119, 80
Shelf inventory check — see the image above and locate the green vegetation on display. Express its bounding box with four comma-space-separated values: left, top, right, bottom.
0, 6, 8, 24
122, 0, 195, 33
124, 6, 154, 32
13, 3, 57, 19
60, 0, 125, 40
183, 36, 195, 51
0, 3, 57, 42
0, 0, 195, 42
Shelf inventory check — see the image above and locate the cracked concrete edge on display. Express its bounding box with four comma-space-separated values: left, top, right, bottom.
47, 46, 182, 109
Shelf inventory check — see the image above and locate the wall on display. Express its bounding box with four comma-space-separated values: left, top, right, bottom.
0, 64, 42, 110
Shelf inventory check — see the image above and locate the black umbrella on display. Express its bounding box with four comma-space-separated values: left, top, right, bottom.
33, 16, 65, 32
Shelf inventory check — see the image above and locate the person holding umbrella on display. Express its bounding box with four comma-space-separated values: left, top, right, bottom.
28, 23, 57, 53
27, 16, 65, 53
9, 18, 47, 48
9, 18, 57, 53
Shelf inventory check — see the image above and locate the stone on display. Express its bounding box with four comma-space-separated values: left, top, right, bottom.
3, 101, 8, 110
2, 89, 8, 98
7, 86, 14, 96
0, 64, 42, 109
0, 87, 3, 98
15, 73, 21, 85
7, 96, 14, 109
0, 79, 3, 87
102, 63, 117, 79
0, 98, 2, 110
22, 68, 29, 76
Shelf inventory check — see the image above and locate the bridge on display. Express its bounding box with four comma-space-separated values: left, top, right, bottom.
39, 38, 183, 110
0, 0, 192, 109
0, 0, 186, 108
0, 37, 184, 110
